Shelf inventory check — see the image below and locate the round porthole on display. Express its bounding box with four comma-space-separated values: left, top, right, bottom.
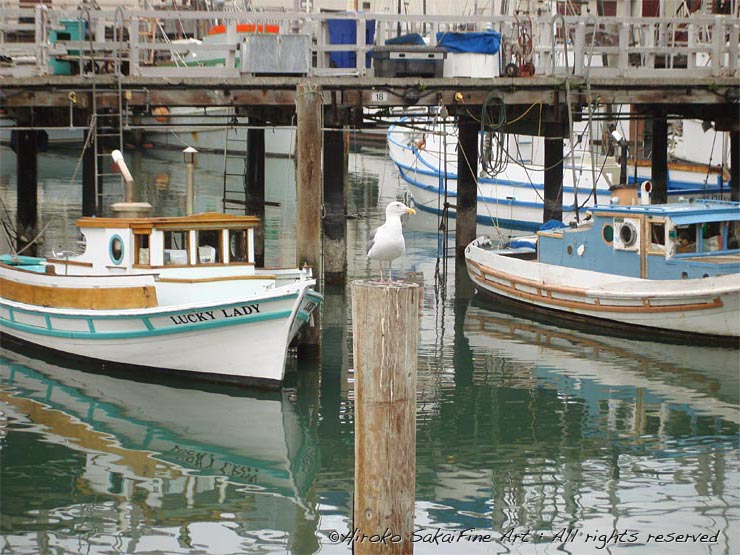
567, 245, 573, 255
619, 222, 637, 247
602, 224, 614, 244
109, 234, 124, 265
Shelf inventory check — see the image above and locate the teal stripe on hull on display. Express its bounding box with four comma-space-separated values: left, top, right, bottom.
1, 308, 293, 340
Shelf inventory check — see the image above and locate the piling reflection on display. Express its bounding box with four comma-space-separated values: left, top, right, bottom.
0, 352, 320, 554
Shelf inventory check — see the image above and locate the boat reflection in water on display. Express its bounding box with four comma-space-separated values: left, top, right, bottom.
411, 295, 739, 552
0, 352, 320, 554
463, 296, 738, 424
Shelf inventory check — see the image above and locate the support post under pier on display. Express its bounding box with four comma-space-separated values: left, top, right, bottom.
456, 118, 478, 259
544, 136, 564, 223
731, 130, 739, 202
15, 130, 39, 256
322, 128, 347, 285
295, 81, 322, 355
246, 128, 266, 267
651, 115, 668, 204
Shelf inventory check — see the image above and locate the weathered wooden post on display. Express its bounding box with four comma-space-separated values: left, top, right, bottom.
456, 118, 478, 261
15, 130, 38, 256
246, 127, 265, 267
352, 281, 420, 554
651, 113, 668, 204
543, 134, 564, 223
323, 127, 348, 284
295, 80, 322, 354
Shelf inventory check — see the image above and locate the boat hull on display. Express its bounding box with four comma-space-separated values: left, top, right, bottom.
389, 122, 731, 236
0, 287, 322, 388
465, 238, 740, 343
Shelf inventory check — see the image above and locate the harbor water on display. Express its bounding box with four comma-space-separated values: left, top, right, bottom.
0, 141, 739, 554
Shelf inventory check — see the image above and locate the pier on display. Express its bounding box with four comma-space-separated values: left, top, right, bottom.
2, 8, 739, 268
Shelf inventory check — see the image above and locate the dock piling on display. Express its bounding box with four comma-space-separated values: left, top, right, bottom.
351, 280, 420, 554
15, 130, 38, 256
296, 80, 323, 354
323, 128, 348, 284
456, 118, 478, 260
246, 128, 266, 267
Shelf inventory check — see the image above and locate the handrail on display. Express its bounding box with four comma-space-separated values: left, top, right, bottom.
0, 9, 737, 79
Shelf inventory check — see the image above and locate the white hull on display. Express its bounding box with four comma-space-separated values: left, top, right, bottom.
465, 237, 740, 339
389, 121, 731, 236
1, 285, 320, 387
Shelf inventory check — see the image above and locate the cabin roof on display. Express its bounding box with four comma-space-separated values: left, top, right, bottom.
592, 200, 740, 222
76, 212, 261, 231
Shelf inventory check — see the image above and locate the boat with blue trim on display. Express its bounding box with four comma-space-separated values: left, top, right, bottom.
388, 118, 731, 237
0, 212, 322, 389
465, 198, 740, 344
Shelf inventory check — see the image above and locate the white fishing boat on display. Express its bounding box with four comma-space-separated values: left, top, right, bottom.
0, 208, 322, 388
389, 117, 732, 236
465, 196, 740, 343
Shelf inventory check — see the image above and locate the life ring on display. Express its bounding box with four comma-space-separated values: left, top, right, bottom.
152, 106, 170, 124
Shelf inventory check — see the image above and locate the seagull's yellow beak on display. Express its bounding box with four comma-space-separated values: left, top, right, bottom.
406, 207, 416, 215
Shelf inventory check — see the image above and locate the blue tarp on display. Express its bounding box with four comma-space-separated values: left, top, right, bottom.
539, 219, 568, 231
385, 33, 425, 46
327, 17, 376, 69
436, 31, 501, 54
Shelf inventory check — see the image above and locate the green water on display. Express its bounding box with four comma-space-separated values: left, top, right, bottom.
0, 144, 739, 554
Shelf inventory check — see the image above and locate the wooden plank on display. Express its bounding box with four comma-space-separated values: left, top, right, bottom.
0, 277, 158, 309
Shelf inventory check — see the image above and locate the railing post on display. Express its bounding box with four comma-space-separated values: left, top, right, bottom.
711, 15, 724, 77
355, 14, 365, 76
574, 20, 585, 76
226, 18, 236, 70
645, 20, 655, 70
729, 22, 739, 77
618, 21, 629, 76
687, 21, 696, 71
35, 5, 48, 75
130, 15, 140, 76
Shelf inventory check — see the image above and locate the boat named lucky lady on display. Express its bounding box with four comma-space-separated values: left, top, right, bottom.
465, 197, 740, 344
0, 212, 322, 388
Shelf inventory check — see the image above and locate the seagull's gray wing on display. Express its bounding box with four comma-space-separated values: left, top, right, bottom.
366, 225, 380, 256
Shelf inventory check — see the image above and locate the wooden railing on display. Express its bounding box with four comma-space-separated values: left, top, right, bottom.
0, 7, 738, 79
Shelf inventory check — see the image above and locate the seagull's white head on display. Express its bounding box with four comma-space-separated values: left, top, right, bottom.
385, 201, 416, 220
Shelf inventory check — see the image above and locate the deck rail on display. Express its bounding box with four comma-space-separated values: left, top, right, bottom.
0, 8, 738, 79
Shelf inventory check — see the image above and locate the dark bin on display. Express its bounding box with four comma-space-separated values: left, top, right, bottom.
371, 46, 446, 78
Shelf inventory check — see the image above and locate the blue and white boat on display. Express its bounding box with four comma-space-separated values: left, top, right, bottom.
465, 198, 740, 343
388, 118, 732, 237
0, 211, 322, 388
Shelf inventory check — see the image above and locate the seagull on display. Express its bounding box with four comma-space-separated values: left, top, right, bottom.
367, 201, 416, 283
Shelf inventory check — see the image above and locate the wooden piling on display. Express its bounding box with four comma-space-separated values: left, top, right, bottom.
15, 130, 38, 256
246, 128, 265, 267
544, 136, 564, 223
456, 119, 478, 260
352, 280, 420, 554
730, 130, 739, 203
651, 114, 668, 204
295, 80, 322, 354
323, 128, 347, 284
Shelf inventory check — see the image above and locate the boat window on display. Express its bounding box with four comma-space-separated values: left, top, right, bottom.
109, 235, 124, 265
164, 230, 189, 265
601, 224, 614, 244
650, 223, 665, 248
675, 224, 697, 254
701, 221, 723, 253
230, 230, 248, 262
136, 233, 150, 265
197, 230, 221, 263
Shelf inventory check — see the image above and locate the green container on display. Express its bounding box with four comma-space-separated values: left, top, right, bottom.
49, 18, 87, 75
